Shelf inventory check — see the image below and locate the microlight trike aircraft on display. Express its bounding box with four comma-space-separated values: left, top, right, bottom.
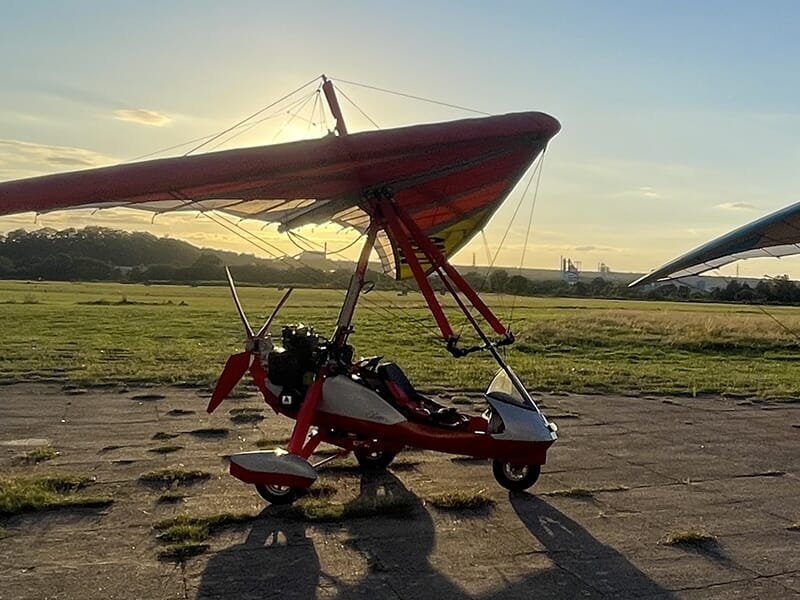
0, 76, 560, 504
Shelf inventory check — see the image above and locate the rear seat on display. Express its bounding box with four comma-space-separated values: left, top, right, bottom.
376, 363, 463, 427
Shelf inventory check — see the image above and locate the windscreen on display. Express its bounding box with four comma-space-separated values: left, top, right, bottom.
486, 368, 528, 407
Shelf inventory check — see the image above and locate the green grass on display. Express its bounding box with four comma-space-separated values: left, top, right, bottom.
139, 468, 211, 486
18, 446, 59, 463
154, 512, 258, 560
661, 529, 717, 547
547, 487, 596, 499
546, 485, 628, 499
158, 542, 209, 561
0, 474, 113, 516
425, 490, 495, 510
2, 281, 800, 397
229, 407, 264, 424
157, 491, 186, 504
292, 494, 416, 522
305, 481, 338, 498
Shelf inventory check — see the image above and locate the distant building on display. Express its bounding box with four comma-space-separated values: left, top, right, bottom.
560, 256, 580, 284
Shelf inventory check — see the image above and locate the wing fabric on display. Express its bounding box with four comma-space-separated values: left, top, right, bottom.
630, 201, 800, 287
0, 112, 560, 279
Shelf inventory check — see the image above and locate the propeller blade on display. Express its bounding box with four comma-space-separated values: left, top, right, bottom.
207, 351, 252, 413
225, 266, 254, 339
255, 287, 294, 338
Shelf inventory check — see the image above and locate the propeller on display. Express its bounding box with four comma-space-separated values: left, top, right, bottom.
207, 267, 293, 413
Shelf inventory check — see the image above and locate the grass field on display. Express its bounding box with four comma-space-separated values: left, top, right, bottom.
1, 280, 799, 398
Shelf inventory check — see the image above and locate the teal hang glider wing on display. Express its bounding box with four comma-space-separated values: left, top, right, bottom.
630, 201, 800, 287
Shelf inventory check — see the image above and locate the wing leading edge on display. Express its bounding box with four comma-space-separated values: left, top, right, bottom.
630, 201, 800, 287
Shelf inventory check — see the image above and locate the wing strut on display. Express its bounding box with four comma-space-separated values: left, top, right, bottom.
378, 202, 455, 340
372, 190, 510, 356
393, 202, 507, 337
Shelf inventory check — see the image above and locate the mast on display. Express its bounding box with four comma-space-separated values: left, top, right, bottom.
321, 74, 368, 347
333, 222, 378, 346
321, 75, 348, 136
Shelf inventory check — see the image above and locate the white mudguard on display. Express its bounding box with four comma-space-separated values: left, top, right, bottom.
229, 449, 317, 487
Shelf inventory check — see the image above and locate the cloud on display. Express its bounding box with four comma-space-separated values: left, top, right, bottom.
113, 109, 172, 127
573, 244, 622, 253
0, 139, 115, 179
639, 186, 662, 199
716, 202, 757, 211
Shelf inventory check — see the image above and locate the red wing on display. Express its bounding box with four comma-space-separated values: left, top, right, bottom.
0, 112, 560, 279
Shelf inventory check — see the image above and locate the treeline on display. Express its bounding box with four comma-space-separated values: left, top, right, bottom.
460, 269, 800, 305
0, 227, 395, 289
3, 227, 800, 305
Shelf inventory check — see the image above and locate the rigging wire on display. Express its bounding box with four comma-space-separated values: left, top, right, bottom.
453, 156, 544, 339
196, 205, 432, 332
184, 75, 322, 156
326, 231, 373, 257
307, 89, 321, 133
205, 91, 320, 152
126, 133, 219, 162
509, 149, 547, 327
269, 89, 320, 142
125, 87, 318, 162
336, 87, 381, 129
333, 78, 490, 116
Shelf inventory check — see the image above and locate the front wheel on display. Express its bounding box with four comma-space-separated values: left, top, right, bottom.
354, 449, 396, 470
492, 460, 541, 492
255, 483, 300, 505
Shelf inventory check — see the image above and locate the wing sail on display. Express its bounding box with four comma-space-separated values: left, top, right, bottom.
630, 201, 800, 287
0, 112, 560, 279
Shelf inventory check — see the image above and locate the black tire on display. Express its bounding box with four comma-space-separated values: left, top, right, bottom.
255, 483, 300, 505
492, 460, 541, 492
354, 449, 397, 470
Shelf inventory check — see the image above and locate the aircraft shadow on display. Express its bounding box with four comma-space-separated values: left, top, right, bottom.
196, 479, 673, 599
495, 492, 675, 599
329, 470, 465, 600
195, 471, 460, 600
195, 505, 321, 599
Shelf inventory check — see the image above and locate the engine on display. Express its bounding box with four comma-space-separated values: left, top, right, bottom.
266, 324, 327, 410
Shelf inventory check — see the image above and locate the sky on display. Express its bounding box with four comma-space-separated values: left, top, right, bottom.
2, 0, 800, 278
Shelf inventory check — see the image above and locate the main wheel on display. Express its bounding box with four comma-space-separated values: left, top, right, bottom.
354, 449, 396, 470
492, 460, 541, 492
255, 483, 300, 505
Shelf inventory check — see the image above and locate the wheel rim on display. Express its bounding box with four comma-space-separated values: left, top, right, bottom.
502, 463, 530, 482
265, 484, 291, 496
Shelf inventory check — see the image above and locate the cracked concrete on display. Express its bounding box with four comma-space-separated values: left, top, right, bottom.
0, 384, 798, 599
